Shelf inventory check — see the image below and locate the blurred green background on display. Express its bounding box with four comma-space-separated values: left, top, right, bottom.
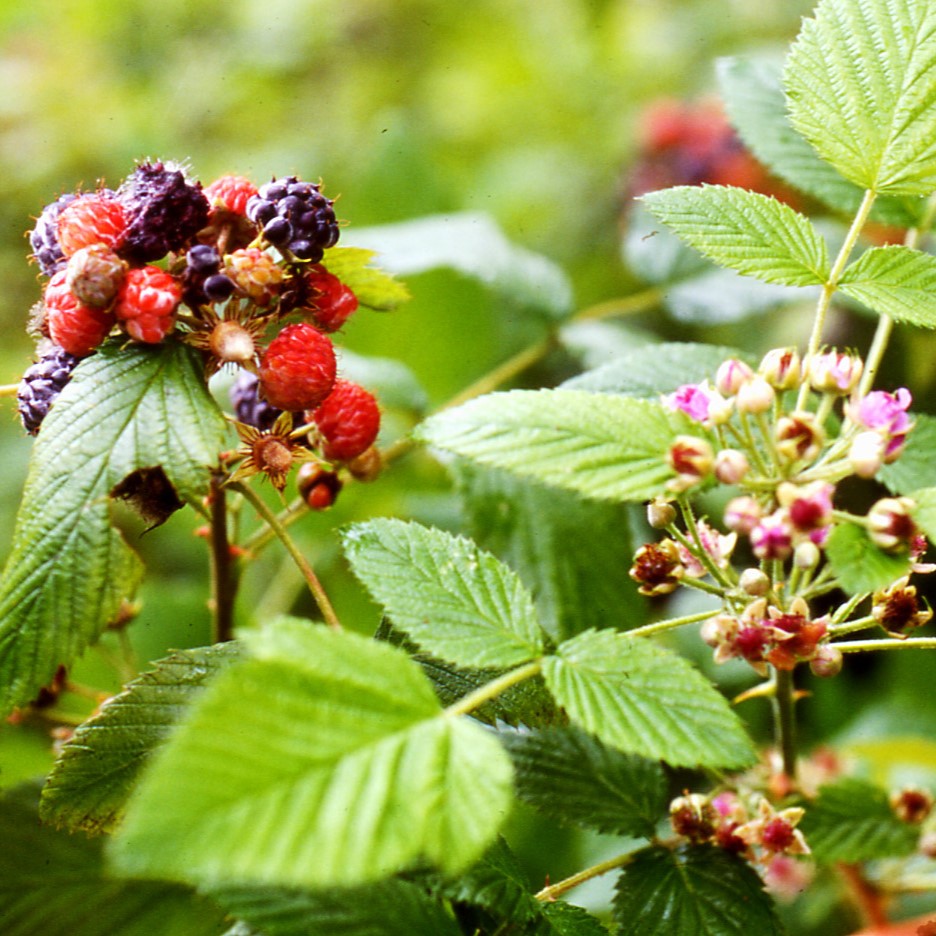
4, 2, 936, 931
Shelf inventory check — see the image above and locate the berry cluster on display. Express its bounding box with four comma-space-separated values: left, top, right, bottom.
19, 160, 384, 502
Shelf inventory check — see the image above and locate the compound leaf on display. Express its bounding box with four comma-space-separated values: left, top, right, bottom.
839, 246, 936, 328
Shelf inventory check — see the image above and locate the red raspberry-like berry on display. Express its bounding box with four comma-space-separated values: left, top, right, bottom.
224, 247, 284, 307
114, 266, 182, 343
204, 175, 259, 216
56, 193, 128, 257
45, 270, 115, 357
309, 379, 380, 462
259, 323, 336, 412
305, 267, 359, 332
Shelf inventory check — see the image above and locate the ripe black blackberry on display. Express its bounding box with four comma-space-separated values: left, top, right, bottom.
118, 161, 210, 263
230, 369, 285, 432
181, 244, 236, 308
246, 176, 339, 262
17, 345, 80, 435
29, 193, 78, 277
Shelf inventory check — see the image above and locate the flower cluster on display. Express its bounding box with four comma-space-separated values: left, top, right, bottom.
630, 346, 933, 675
19, 161, 386, 500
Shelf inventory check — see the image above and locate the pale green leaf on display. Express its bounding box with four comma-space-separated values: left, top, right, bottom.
321, 245, 410, 310
717, 56, 921, 226
0, 341, 227, 716
912, 487, 936, 541
784, 0, 936, 195
110, 619, 514, 888
343, 519, 545, 668
838, 246, 936, 328
541, 630, 756, 769
825, 522, 912, 595
41, 643, 240, 834
880, 413, 936, 494
454, 462, 646, 641
800, 778, 920, 863
206, 879, 460, 936
640, 186, 829, 286
612, 845, 784, 936
416, 389, 704, 503
346, 212, 574, 319
502, 725, 666, 837
0, 783, 228, 936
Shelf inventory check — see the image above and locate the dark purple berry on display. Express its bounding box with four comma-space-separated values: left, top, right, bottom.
118, 161, 210, 263
204, 274, 236, 302
246, 176, 339, 263
230, 369, 285, 432
29, 193, 78, 277
182, 244, 235, 307
17, 346, 80, 435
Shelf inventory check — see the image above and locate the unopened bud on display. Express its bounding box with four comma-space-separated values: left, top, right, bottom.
867, 497, 918, 553
794, 540, 821, 570
666, 436, 714, 492
848, 430, 886, 479
715, 358, 754, 397
715, 448, 749, 485
776, 412, 824, 464
739, 568, 770, 596
725, 495, 762, 535
807, 350, 863, 394
346, 445, 382, 483
809, 644, 843, 678
760, 348, 802, 391
736, 375, 775, 414
647, 497, 677, 529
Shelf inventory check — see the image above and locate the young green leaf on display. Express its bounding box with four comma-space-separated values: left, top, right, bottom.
612, 845, 784, 936
454, 462, 647, 641
799, 778, 920, 863
502, 725, 667, 837
640, 186, 829, 287
0, 783, 228, 936
40, 643, 240, 834
110, 619, 514, 889
417, 389, 705, 503
346, 212, 574, 320
880, 413, 936, 495
911, 487, 936, 542
716, 56, 920, 227
0, 341, 227, 716
206, 879, 461, 936
541, 630, 756, 770
343, 519, 546, 668
320, 245, 410, 310
784, 0, 936, 196
838, 246, 936, 328
825, 522, 912, 595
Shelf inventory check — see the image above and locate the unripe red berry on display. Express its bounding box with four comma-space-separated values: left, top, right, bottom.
259, 323, 337, 412
309, 379, 380, 462
296, 462, 342, 510
305, 267, 359, 332
56, 193, 128, 257
66, 244, 128, 308
224, 247, 284, 306
44, 270, 115, 357
114, 266, 182, 343
204, 175, 259, 216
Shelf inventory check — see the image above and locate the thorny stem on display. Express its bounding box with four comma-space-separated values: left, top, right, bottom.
208, 473, 238, 643
773, 667, 798, 781
232, 481, 343, 632
443, 661, 543, 718
797, 187, 877, 411
535, 851, 635, 901
627, 608, 719, 639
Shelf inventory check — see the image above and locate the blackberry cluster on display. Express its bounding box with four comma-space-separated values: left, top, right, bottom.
17, 346, 80, 434
247, 177, 339, 262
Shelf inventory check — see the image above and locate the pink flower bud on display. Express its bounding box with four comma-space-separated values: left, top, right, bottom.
751, 510, 793, 560
760, 348, 802, 390
725, 495, 762, 535
715, 448, 749, 484
807, 350, 863, 394
666, 435, 714, 492
735, 375, 775, 414
809, 643, 843, 678
715, 358, 754, 396
777, 481, 834, 533
664, 382, 731, 426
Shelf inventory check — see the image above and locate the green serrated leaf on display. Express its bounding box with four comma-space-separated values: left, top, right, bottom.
345, 212, 574, 320
206, 879, 460, 936
110, 619, 514, 888
502, 725, 666, 837
541, 630, 756, 770
454, 462, 646, 641
800, 778, 920, 863
534, 902, 611, 935
838, 246, 936, 328
321, 245, 410, 311
343, 519, 546, 669
0, 341, 227, 716
784, 0, 936, 195
640, 186, 829, 287
880, 413, 936, 495
825, 522, 912, 595
562, 343, 746, 399
417, 389, 704, 503
912, 487, 936, 542
716, 56, 921, 227
612, 845, 784, 936
0, 782, 228, 936
40, 643, 240, 834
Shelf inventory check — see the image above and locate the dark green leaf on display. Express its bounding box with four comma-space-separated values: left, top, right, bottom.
321, 245, 410, 311
838, 246, 936, 328
613, 845, 784, 936
41, 643, 241, 834
206, 879, 460, 936
502, 725, 666, 837
0, 782, 228, 936
825, 522, 912, 595
343, 519, 546, 668
533, 902, 611, 935
542, 630, 756, 770
800, 778, 920, 863
0, 341, 227, 716
880, 413, 936, 495
454, 462, 646, 642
